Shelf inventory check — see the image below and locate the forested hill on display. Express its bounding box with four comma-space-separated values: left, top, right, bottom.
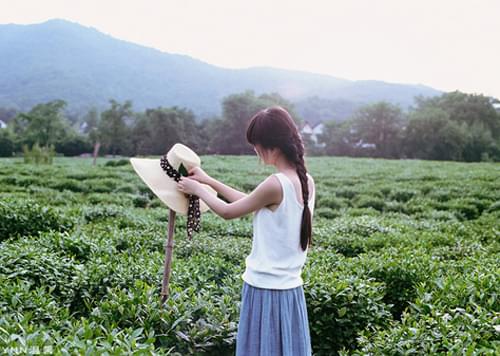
0, 19, 441, 121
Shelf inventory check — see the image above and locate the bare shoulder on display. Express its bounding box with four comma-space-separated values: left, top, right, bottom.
255, 174, 282, 207
258, 173, 282, 192
306, 173, 316, 193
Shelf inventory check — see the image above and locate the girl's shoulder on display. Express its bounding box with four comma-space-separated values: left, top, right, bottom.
257, 173, 283, 194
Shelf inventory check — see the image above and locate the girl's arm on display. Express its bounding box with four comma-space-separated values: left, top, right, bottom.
186, 167, 247, 203
206, 176, 248, 203
178, 175, 281, 220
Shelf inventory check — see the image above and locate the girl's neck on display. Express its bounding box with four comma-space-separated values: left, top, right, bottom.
273, 154, 296, 174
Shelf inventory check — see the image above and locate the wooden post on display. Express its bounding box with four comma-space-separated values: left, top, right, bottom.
92, 142, 100, 166
160, 209, 176, 305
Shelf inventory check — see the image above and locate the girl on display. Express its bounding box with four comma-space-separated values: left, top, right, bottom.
177, 105, 315, 356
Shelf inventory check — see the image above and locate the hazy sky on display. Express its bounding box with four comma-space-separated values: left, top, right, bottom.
1, 0, 499, 98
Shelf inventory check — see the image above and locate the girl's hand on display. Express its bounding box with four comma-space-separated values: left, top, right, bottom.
187, 166, 211, 185
177, 176, 202, 196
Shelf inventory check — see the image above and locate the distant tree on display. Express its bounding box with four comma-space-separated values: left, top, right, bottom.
214, 91, 264, 154
82, 107, 100, 135
461, 121, 499, 162
258, 92, 302, 124
81, 107, 103, 164
66, 111, 80, 126
98, 99, 133, 157
0, 107, 18, 124
413, 91, 500, 138
0, 129, 15, 157
409, 91, 500, 161
9, 99, 70, 148
350, 102, 405, 158
318, 119, 360, 157
131, 106, 201, 155
130, 111, 151, 156
213, 90, 299, 154
175, 107, 203, 152
198, 115, 222, 154
404, 107, 468, 161
54, 132, 93, 156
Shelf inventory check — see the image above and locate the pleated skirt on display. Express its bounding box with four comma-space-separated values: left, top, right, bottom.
235, 281, 312, 356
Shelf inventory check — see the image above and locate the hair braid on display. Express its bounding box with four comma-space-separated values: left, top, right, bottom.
292, 135, 313, 251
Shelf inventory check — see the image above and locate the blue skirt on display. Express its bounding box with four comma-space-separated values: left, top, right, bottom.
236, 281, 312, 356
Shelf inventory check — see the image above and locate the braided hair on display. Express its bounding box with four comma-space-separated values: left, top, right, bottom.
246, 106, 312, 251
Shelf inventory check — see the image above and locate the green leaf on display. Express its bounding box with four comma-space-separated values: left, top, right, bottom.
131, 327, 144, 339
178, 163, 188, 176
338, 307, 347, 317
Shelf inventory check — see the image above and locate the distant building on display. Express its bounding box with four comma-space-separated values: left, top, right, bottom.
354, 139, 376, 149
79, 121, 88, 133
300, 121, 325, 147
0, 119, 7, 129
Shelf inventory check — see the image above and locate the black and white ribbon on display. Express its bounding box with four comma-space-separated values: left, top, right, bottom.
160, 155, 201, 240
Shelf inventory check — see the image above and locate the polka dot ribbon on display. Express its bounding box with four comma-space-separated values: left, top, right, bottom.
160, 155, 201, 240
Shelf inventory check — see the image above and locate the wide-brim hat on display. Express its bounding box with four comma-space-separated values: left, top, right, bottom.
130, 143, 216, 215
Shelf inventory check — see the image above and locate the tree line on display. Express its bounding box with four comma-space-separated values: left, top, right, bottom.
319, 92, 500, 161
0, 90, 498, 162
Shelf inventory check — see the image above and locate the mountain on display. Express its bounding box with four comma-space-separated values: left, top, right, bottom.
0, 19, 442, 121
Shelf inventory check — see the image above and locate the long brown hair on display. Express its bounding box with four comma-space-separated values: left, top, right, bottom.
246, 106, 312, 251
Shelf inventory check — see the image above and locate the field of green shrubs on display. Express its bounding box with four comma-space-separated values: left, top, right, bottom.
0, 156, 499, 355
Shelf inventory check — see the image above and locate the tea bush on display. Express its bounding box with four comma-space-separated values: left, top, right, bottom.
0, 156, 498, 354
0, 199, 74, 241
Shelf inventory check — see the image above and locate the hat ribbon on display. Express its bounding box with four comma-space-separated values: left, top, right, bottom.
160, 155, 201, 240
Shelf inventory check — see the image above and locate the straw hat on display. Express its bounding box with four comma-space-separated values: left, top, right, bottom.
130, 143, 217, 215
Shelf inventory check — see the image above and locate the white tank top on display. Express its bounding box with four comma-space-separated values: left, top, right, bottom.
241, 172, 315, 289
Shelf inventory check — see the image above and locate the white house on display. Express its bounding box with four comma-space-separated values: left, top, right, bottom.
354, 139, 376, 149
301, 121, 313, 135
300, 121, 325, 147
79, 121, 88, 133
0, 119, 7, 129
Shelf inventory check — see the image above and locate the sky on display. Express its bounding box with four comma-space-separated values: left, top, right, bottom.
1, 0, 499, 99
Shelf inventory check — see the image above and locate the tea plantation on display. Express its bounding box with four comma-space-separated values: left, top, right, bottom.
0, 156, 498, 355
